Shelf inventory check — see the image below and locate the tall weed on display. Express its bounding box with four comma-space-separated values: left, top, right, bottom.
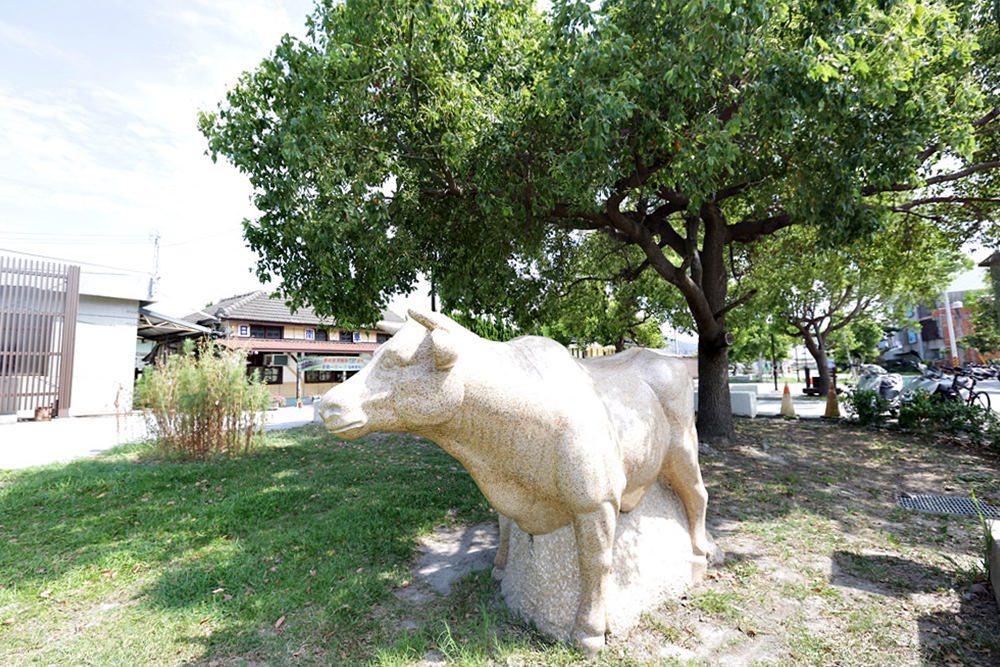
135, 339, 270, 459
843, 388, 890, 426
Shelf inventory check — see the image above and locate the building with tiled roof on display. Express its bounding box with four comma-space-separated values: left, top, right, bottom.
188, 291, 401, 404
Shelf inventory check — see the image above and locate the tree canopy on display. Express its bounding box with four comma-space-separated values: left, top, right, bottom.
530, 232, 690, 350
201, 0, 1000, 439
744, 218, 966, 391
965, 289, 1000, 355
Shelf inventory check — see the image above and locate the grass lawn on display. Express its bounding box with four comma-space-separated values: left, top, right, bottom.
1, 421, 999, 665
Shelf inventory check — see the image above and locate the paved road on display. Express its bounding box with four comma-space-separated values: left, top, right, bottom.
0, 406, 318, 471
3, 380, 997, 470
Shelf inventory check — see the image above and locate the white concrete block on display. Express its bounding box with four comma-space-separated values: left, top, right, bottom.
692, 389, 758, 417
730, 391, 758, 418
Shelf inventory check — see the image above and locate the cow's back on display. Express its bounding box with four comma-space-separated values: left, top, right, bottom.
580, 349, 694, 418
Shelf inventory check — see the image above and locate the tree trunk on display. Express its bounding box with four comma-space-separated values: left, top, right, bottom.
694, 204, 735, 441
697, 338, 735, 442
802, 331, 831, 396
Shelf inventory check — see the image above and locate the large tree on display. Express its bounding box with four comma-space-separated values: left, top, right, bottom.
531, 232, 690, 351
745, 219, 966, 394
201, 0, 1000, 440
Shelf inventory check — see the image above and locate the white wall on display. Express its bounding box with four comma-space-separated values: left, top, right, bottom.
69, 295, 139, 416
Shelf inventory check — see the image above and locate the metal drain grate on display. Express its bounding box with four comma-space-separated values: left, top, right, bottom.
897, 493, 1000, 518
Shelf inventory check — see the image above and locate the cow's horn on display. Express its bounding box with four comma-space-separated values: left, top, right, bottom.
376, 319, 405, 335
431, 329, 459, 370
407, 309, 447, 331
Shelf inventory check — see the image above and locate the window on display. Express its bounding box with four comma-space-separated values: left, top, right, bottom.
250, 325, 283, 339
249, 366, 283, 385
304, 370, 345, 384
339, 330, 355, 342
315, 328, 329, 341
376, 333, 391, 344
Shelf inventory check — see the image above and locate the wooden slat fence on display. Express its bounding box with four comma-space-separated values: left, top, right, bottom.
0, 255, 80, 417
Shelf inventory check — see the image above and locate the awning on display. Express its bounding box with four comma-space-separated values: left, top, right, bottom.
219, 338, 379, 355
138, 307, 215, 341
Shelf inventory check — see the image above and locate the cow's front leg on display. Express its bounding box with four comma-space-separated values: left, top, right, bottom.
571, 501, 617, 655
492, 514, 511, 581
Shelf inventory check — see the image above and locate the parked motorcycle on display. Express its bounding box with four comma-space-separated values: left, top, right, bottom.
901, 363, 992, 410
902, 363, 956, 402
856, 364, 904, 409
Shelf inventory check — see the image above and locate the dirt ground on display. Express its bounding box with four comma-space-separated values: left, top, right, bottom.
615, 419, 1000, 666
402, 418, 1000, 666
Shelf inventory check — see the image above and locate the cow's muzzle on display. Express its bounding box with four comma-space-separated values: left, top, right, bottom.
317, 399, 368, 437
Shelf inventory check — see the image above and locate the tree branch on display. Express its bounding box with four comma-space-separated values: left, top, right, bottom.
906, 105, 999, 166
865, 161, 1000, 196
726, 213, 794, 243
556, 275, 617, 298
825, 296, 875, 336
715, 288, 758, 319
893, 196, 1000, 212
973, 105, 1000, 130
549, 204, 605, 230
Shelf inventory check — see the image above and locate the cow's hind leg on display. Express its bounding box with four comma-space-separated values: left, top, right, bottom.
659, 420, 712, 576
493, 514, 511, 580
571, 501, 616, 655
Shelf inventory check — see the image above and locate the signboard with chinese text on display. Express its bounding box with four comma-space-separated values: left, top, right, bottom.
298, 355, 370, 372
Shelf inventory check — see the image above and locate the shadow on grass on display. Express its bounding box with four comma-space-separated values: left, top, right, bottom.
0, 426, 494, 665
831, 550, 951, 597
698, 419, 1000, 665
709, 419, 1000, 555
829, 550, 1000, 665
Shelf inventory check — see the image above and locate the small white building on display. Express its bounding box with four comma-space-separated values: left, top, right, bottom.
0, 253, 154, 419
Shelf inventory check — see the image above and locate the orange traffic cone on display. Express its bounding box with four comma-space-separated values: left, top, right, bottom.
780, 382, 796, 418
824, 387, 840, 419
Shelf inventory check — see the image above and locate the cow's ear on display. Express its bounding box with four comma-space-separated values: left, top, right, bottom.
431, 329, 458, 370
408, 308, 450, 332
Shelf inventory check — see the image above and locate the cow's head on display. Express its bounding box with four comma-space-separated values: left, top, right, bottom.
317, 309, 468, 438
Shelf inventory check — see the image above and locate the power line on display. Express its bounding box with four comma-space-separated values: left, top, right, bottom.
3, 231, 151, 239
0, 247, 152, 274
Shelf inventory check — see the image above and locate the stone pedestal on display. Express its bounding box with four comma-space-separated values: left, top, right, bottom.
499, 483, 699, 641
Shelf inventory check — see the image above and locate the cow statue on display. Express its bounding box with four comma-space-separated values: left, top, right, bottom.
318, 309, 710, 654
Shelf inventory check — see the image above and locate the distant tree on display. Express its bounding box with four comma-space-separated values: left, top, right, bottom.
726, 311, 794, 370
828, 316, 885, 368
965, 289, 1000, 355
446, 310, 521, 342
201, 0, 1000, 440
746, 220, 965, 394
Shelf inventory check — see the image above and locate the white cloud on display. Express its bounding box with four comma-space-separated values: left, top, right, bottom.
0, 1, 315, 315
0, 19, 76, 63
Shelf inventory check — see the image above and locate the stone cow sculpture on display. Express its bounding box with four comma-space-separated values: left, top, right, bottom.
318, 309, 710, 653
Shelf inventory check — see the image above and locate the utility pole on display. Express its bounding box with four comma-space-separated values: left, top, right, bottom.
770, 333, 778, 391
943, 290, 960, 366
148, 231, 161, 300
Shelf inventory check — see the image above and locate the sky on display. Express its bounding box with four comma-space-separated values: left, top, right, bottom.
0, 0, 357, 316
0, 0, 989, 321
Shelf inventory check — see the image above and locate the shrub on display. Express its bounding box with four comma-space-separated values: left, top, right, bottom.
843, 388, 890, 426
135, 339, 271, 460
898, 389, 1000, 451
